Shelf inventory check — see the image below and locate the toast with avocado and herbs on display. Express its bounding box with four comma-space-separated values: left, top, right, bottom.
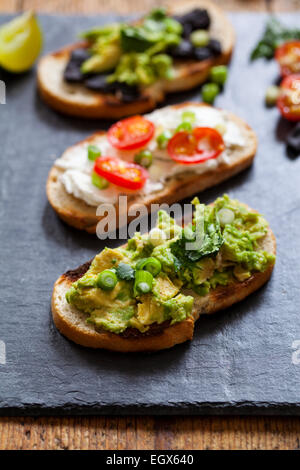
37, 1, 234, 119
47, 102, 257, 234
52, 195, 276, 352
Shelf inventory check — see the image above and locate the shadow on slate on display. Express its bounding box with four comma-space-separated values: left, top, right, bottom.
0, 12, 300, 416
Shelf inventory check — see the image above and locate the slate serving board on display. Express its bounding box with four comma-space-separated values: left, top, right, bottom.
0, 12, 300, 416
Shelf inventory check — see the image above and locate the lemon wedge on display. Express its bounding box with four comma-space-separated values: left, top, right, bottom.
0, 11, 43, 73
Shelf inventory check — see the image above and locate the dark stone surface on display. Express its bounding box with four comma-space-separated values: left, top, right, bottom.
0, 13, 300, 416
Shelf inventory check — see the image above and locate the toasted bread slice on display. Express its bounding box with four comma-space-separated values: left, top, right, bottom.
47, 103, 257, 233
51, 224, 276, 352
37, 0, 234, 119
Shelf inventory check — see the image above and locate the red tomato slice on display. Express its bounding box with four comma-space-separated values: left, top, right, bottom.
167, 127, 225, 164
108, 116, 155, 150
277, 74, 300, 121
94, 157, 148, 190
275, 41, 300, 77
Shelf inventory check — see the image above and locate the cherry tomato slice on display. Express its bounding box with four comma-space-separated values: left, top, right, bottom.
94, 157, 148, 190
167, 127, 225, 164
108, 116, 155, 151
277, 74, 300, 121
275, 41, 300, 77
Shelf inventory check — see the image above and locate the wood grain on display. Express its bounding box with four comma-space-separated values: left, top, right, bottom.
1, 416, 300, 450
0, 0, 300, 450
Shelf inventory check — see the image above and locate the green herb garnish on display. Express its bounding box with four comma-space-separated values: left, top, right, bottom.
251, 17, 300, 60
116, 262, 135, 281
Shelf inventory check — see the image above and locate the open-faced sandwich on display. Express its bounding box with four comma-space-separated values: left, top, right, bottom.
52, 195, 276, 352
47, 102, 257, 233
37, 1, 234, 118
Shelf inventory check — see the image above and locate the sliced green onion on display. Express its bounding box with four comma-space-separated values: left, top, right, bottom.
156, 129, 173, 149
97, 269, 118, 291
136, 257, 161, 277
201, 83, 220, 104
91, 171, 109, 189
88, 144, 101, 161
148, 227, 167, 246
190, 29, 209, 47
134, 149, 153, 168
176, 121, 192, 133
182, 110, 196, 124
134, 270, 153, 295
217, 208, 235, 226
210, 65, 228, 86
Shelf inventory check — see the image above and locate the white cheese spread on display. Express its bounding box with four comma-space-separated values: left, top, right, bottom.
54, 105, 246, 207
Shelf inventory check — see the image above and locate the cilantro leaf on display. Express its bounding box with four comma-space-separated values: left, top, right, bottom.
116, 262, 135, 281
171, 222, 223, 267
251, 17, 300, 60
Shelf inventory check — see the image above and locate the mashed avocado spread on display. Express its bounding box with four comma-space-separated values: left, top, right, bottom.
66, 195, 275, 334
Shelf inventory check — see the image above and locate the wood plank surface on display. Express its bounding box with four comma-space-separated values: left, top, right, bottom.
0, 0, 300, 450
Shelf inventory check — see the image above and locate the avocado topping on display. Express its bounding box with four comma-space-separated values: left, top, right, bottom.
66, 195, 275, 335
63, 8, 222, 100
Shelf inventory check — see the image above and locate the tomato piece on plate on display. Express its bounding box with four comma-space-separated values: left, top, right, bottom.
167, 127, 225, 164
277, 74, 300, 121
108, 116, 155, 150
94, 157, 148, 190
275, 41, 300, 77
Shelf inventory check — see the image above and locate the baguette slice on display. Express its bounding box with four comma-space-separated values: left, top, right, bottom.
37, 0, 234, 119
47, 103, 257, 233
52, 223, 276, 352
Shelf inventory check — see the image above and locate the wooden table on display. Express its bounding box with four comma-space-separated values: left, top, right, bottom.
1, 0, 300, 450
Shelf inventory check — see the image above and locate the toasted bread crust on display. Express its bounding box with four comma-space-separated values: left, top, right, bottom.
51, 225, 276, 352
52, 274, 195, 352
47, 103, 257, 233
37, 1, 234, 119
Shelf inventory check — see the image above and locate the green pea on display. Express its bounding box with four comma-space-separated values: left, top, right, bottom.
87, 144, 101, 161
190, 29, 209, 47
91, 171, 109, 189
156, 129, 173, 149
134, 149, 153, 168
210, 65, 228, 86
164, 17, 182, 35
201, 83, 220, 104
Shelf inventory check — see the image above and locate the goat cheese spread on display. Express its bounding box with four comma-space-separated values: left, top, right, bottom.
54, 106, 246, 206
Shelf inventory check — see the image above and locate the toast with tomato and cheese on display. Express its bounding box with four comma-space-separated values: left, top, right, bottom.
37, 1, 234, 119
47, 102, 257, 233
52, 195, 276, 352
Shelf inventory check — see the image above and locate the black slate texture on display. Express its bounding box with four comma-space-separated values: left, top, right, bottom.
0, 12, 300, 416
